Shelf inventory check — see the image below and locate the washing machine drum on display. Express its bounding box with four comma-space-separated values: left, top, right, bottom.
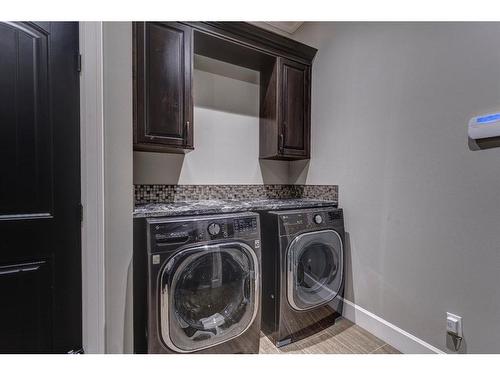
287, 230, 343, 311
159, 242, 259, 353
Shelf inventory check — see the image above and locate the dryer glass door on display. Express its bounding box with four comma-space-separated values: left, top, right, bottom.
287, 230, 343, 311
159, 242, 259, 352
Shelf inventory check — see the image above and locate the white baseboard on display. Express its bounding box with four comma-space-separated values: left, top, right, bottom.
341, 298, 445, 354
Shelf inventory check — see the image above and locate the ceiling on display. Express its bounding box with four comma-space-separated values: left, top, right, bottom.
249, 22, 304, 36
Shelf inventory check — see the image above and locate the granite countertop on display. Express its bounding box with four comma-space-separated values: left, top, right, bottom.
133, 198, 337, 218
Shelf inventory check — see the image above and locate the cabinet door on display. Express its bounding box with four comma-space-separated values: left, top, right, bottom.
0, 261, 52, 353
134, 22, 193, 152
279, 58, 310, 158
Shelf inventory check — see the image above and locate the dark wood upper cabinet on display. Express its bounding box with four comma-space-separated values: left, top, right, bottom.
133, 22, 316, 158
134, 22, 193, 153
259, 57, 311, 160
279, 58, 311, 159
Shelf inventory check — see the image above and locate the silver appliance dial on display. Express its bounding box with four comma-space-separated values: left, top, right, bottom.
207, 222, 221, 236
313, 214, 323, 224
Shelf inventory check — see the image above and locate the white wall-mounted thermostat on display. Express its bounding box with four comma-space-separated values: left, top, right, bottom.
468, 112, 500, 140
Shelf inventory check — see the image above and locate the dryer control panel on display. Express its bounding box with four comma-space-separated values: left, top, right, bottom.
278, 208, 343, 236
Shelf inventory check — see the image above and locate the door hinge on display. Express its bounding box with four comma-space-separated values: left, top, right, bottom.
77, 54, 82, 73
279, 133, 284, 151
79, 203, 84, 223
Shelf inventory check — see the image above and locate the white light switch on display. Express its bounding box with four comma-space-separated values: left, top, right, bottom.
446, 312, 462, 338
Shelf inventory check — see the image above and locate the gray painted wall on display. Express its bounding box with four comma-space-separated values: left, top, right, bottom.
103, 22, 134, 354
292, 22, 500, 353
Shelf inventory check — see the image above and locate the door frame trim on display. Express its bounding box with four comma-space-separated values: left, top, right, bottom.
79, 21, 106, 354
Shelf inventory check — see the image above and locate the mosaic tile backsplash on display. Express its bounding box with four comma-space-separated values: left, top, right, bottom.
134, 184, 338, 204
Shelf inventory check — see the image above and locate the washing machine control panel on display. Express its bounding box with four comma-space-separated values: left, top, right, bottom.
233, 217, 258, 234
148, 214, 259, 251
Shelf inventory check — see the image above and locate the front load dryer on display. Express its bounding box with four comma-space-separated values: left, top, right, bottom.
260, 207, 344, 347
133, 212, 261, 353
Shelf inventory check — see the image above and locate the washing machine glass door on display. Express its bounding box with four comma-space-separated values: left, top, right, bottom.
286, 230, 343, 311
159, 242, 259, 353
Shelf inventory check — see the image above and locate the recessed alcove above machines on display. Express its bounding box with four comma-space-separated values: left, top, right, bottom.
133, 22, 316, 160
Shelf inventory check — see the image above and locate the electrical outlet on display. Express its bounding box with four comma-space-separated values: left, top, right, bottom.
446, 312, 463, 338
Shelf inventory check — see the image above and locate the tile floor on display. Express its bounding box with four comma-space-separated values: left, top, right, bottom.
259, 317, 400, 354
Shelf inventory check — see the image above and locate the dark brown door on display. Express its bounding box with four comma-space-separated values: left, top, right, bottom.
134, 22, 193, 152
279, 58, 310, 158
0, 22, 81, 353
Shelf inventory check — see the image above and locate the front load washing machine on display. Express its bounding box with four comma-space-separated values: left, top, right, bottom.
260, 207, 344, 347
133, 212, 261, 353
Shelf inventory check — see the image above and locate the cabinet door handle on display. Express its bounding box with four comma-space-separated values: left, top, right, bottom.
185, 121, 190, 144
280, 124, 287, 151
